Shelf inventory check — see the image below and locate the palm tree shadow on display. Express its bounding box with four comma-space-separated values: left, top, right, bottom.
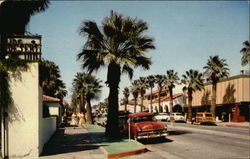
40, 128, 107, 156
223, 83, 236, 104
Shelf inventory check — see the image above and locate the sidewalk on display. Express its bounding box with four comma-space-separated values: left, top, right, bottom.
40, 125, 146, 159
216, 121, 250, 128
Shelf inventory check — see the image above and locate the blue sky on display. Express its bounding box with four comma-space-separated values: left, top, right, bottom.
29, 1, 249, 104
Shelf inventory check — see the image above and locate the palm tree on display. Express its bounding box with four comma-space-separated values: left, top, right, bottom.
73, 73, 102, 124
165, 70, 179, 122
39, 59, 67, 100
203, 56, 229, 118
122, 87, 130, 112
137, 77, 147, 112
146, 75, 155, 113
154, 74, 166, 113
131, 81, 140, 113
182, 69, 204, 122
0, 0, 50, 34
77, 10, 155, 137
240, 41, 250, 66
72, 73, 87, 113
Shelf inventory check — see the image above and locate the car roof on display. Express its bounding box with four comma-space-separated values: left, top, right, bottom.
128, 112, 154, 118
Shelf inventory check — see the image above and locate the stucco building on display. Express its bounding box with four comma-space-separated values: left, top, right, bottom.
186, 74, 250, 121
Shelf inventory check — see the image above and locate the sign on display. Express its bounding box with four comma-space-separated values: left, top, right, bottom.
5, 35, 41, 54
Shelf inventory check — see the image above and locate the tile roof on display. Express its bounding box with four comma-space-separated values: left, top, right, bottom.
152, 93, 183, 103
144, 88, 167, 97
43, 95, 60, 102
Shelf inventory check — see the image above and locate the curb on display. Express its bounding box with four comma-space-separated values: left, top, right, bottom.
107, 146, 147, 159
84, 127, 147, 159
224, 124, 250, 129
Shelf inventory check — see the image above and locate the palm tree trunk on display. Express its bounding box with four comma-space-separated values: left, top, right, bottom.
140, 94, 144, 112
86, 98, 93, 124
158, 88, 161, 113
150, 87, 153, 113
187, 89, 193, 122
210, 83, 217, 118
169, 88, 174, 122
105, 62, 120, 138
134, 97, 137, 113
124, 99, 127, 112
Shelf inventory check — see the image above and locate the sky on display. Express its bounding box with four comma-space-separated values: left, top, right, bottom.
29, 1, 249, 105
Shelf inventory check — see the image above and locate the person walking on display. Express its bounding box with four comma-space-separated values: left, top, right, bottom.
79, 112, 86, 127
70, 112, 78, 129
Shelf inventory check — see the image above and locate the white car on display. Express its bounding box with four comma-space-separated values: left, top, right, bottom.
155, 113, 170, 121
171, 113, 185, 122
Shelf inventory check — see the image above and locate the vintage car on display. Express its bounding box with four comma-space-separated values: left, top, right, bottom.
171, 113, 185, 122
195, 112, 215, 124
128, 113, 168, 140
155, 113, 170, 121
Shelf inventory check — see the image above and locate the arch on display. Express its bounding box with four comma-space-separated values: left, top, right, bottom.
173, 104, 182, 112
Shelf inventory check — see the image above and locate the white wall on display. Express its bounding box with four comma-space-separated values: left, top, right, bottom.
7, 63, 40, 158
39, 117, 56, 153
4, 63, 57, 158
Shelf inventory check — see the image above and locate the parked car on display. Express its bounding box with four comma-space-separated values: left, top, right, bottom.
128, 113, 168, 140
195, 112, 215, 124
171, 112, 185, 122
155, 113, 170, 121
95, 114, 107, 126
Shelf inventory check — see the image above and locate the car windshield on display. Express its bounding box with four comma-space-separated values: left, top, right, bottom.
205, 114, 212, 117
134, 116, 154, 122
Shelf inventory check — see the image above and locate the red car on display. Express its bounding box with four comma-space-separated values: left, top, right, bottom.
128, 113, 168, 140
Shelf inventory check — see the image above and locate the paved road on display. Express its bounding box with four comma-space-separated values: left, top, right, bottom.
124, 123, 250, 159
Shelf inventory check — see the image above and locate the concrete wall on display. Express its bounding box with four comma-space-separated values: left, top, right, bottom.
7, 63, 40, 158
4, 63, 57, 158
39, 117, 56, 154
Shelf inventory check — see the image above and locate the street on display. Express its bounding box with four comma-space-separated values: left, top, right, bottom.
124, 123, 250, 159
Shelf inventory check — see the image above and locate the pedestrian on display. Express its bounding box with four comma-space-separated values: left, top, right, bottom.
70, 112, 78, 129
79, 112, 86, 127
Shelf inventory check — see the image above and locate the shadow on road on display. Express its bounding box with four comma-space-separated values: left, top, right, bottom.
40, 128, 106, 157
168, 130, 192, 136
139, 137, 173, 145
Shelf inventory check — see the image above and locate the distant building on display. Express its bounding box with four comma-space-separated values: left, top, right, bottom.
186, 74, 250, 121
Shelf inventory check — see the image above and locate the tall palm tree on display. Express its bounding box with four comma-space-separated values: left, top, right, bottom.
72, 73, 87, 113
131, 81, 140, 113
122, 87, 130, 112
240, 41, 250, 66
77, 10, 155, 137
146, 75, 155, 113
73, 73, 102, 124
182, 69, 204, 122
154, 74, 166, 113
203, 56, 229, 118
165, 70, 179, 122
137, 77, 147, 112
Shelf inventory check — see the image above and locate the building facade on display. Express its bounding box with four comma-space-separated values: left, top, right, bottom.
187, 74, 250, 121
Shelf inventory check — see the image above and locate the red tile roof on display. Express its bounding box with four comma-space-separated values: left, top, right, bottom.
144, 88, 167, 97
43, 95, 60, 102
152, 93, 183, 103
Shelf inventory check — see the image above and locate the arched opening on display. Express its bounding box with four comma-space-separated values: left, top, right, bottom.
173, 104, 182, 112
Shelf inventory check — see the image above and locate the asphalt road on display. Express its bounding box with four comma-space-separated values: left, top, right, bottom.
124, 123, 249, 159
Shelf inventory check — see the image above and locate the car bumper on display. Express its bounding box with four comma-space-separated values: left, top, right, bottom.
137, 129, 168, 139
